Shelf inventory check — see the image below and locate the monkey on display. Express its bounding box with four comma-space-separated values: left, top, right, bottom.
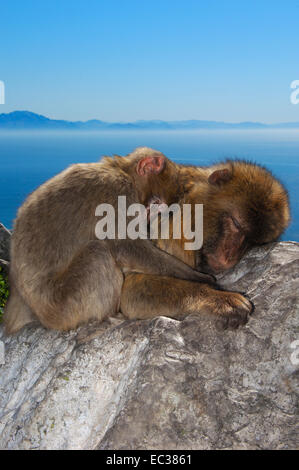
4, 148, 290, 334
120, 158, 290, 329
4, 147, 214, 334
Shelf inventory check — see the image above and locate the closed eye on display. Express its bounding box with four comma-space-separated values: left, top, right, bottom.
231, 216, 242, 231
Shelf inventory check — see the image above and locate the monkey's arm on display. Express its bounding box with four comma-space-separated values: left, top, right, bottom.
120, 273, 253, 328
110, 239, 215, 284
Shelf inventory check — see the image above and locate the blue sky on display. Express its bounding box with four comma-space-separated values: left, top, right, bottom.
0, 0, 299, 122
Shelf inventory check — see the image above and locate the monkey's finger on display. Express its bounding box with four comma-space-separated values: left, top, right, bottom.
241, 295, 255, 316
230, 293, 254, 313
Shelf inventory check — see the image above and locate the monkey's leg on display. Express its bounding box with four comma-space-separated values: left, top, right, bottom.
4, 282, 36, 334
39, 239, 212, 332
120, 274, 253, 328
21, 241, 124, 332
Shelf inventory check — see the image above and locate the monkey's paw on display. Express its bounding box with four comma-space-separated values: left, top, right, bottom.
213, 291, 254, 330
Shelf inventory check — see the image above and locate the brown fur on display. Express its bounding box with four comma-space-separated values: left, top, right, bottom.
4, 148, 213, 334
4, 148, 290, 333
156, 159, 290, 269
121, 158, 290, 329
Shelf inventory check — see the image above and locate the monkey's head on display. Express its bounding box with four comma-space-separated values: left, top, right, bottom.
197, 161, 290, 274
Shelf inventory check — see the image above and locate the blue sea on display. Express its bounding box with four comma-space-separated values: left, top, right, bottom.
0, 129, 298, 241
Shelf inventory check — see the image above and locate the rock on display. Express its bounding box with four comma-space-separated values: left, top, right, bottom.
0, 259, 9, 277
0, 224, 11, 261
0, 241, 298, 450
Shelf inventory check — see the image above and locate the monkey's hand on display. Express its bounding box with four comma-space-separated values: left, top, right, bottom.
120, 274, 252, 328
208, 290, 254, 329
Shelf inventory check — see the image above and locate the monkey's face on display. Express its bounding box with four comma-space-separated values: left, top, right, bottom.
200, 212, 248, 274
197, 161, 290, 275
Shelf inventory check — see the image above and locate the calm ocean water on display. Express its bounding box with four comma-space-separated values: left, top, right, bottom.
0, 130, 298, 241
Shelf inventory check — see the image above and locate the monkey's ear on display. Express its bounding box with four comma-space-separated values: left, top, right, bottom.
208, 168, 232, 185
136, 156, 165, 176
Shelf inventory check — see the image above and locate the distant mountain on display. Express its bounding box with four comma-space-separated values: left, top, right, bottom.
0, 111, 299, 131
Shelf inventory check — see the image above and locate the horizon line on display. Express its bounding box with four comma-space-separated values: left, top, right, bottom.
1, 110, 299, 128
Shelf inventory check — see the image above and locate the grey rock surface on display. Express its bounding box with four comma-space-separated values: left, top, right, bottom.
0, 224, 11, 261
0, 259, 9, 277
0, 241, 298, 450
